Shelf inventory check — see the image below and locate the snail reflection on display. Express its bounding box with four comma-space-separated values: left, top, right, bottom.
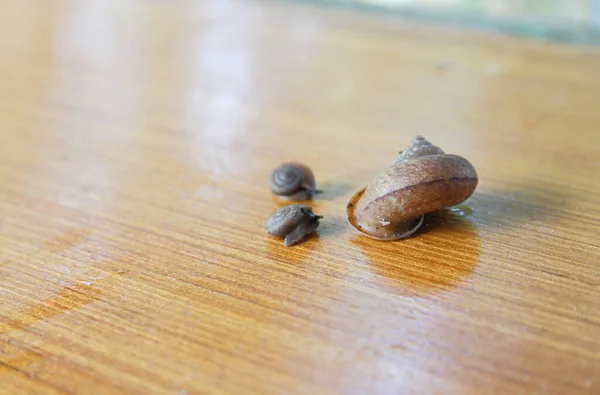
358, 209, 480, 294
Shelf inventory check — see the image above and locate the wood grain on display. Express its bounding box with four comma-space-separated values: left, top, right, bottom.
1, 0, 599, 394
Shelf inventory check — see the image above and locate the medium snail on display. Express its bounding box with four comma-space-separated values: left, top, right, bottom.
265, 204, 322, 246
347, 136, 478, 240
269, 163, 318, 200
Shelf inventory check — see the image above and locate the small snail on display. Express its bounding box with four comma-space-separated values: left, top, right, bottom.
265, 204, 322, 246
347, 136, 478, 240
269, 163, 318, 200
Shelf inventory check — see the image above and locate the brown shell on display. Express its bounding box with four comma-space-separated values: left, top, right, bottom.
392, 135, 445, 164
269, 163, 316, 200
347, 154, 478, 240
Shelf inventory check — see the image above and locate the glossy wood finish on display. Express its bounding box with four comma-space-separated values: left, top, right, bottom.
1, 1, 599, 394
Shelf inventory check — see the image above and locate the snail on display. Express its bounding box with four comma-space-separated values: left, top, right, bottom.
269, 163, 318, 200
265, 204, 322, 246
347, 136, 478, 240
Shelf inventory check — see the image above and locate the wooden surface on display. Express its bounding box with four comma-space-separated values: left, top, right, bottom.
1, 0, 600, 394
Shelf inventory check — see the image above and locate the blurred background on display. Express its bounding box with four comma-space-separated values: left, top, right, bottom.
310, 0, 600, 44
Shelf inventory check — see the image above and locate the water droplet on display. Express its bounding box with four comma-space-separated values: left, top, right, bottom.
448, 207, 465, 216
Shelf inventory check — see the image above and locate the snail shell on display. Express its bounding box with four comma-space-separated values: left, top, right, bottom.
269, 163, 316, 201
392, 135, 445, 164
347, 136, 478, 240
265, 204, 322, 246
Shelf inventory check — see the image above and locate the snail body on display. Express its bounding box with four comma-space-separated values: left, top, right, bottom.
347, 136, 478, 240
269, 163, 317, 200
265, 204, 322, 246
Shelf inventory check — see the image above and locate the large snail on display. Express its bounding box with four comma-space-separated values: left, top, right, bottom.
269, 163, 318, 200
265, 204, 322, 246
347, 136, 478, 240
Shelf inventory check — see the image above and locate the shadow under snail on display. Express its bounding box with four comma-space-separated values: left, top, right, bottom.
347, 135, 478, 240
269, 162, 318, 201
265, 204, 322, 246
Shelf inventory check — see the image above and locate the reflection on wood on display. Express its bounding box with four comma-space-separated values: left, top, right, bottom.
0, 0, 599, 394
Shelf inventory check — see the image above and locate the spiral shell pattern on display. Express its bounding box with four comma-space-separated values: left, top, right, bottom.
392, 135, 445, 165
269, 163, 315, 199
